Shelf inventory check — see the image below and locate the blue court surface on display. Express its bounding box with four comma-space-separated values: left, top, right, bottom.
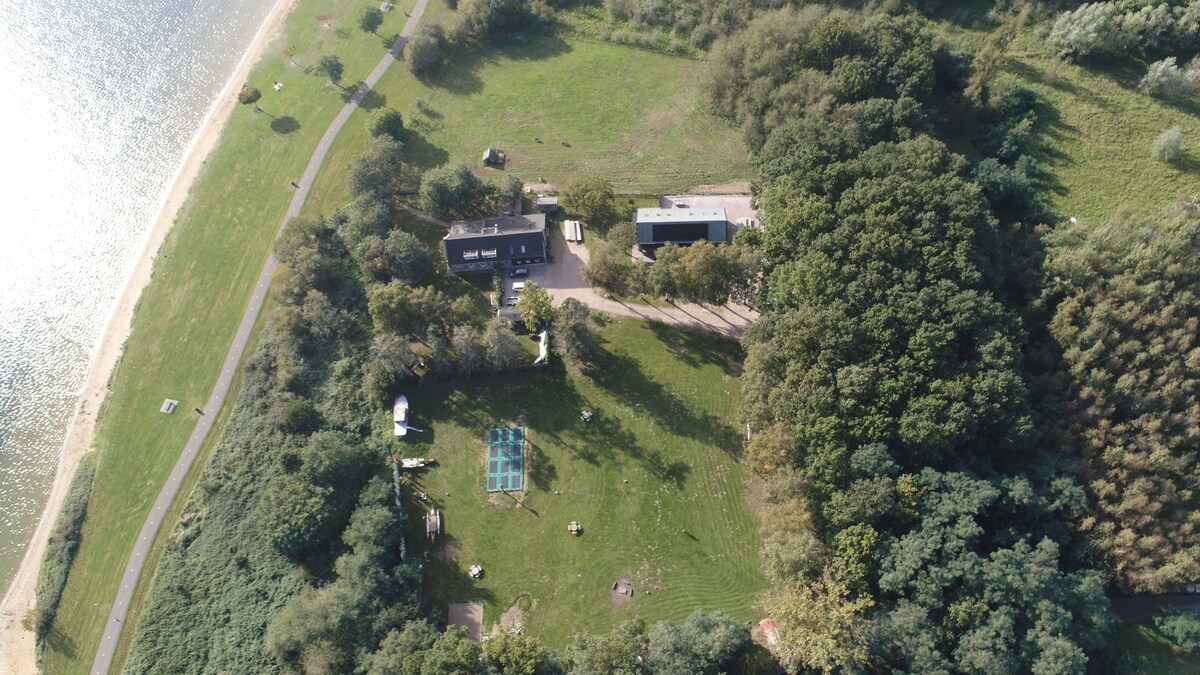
486, 426, 524, 492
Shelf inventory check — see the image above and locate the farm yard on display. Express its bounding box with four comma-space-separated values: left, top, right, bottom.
396, 318, 764, 644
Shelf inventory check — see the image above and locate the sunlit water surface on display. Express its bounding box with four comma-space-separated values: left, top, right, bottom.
0, 0, 277, 591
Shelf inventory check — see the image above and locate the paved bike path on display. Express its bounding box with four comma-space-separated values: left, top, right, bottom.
90, 2, 429, 672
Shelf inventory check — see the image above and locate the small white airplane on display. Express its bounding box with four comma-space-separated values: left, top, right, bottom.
393, 395, 425, 437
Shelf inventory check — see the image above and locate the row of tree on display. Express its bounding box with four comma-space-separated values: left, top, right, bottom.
365, 610, 751, 675
712, 10, 1115, 672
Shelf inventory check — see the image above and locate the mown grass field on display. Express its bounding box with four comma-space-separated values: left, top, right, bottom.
300, 20, 751, 218
397, 319, 764, 645
994, 31, 1199, 225
41, 0, 418, 671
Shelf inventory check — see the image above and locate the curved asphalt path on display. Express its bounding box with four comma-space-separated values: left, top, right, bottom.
89, 3, 429, 672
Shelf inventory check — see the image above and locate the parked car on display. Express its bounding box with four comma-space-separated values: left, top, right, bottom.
505, 296, 519, 306
509, 268, 529, 278
512, 281, 527, 292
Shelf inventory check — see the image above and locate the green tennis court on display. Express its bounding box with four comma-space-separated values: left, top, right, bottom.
486, 426, 525, 492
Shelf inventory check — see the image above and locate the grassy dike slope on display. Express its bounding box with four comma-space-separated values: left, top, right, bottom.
41, 1, 415, 671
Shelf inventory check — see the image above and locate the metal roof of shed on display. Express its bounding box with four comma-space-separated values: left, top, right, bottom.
635, 207, 727, 223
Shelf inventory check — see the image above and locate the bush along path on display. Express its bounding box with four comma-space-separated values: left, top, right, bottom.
87, 2, 431, 673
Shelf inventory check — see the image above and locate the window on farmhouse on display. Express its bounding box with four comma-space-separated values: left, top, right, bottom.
482, 248, 497, 258
462, 249, 479, 260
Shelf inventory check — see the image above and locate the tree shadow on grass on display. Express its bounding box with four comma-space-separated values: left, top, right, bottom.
425, 31, 574, 97
646, 320, 743, 376
343, 84, 387, 110
525, 440, 558, 491
271, 116, 300, 134
589, 346, 743, 462
44, 624, 77, 658
418, 533, 498, 611
403, 129, 450, 171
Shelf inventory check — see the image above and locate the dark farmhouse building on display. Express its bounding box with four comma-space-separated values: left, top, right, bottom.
443, 214, 547, 274
635, 208, 728, 249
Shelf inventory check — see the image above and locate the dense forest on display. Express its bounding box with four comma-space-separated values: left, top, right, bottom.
120, 0, 1200, 672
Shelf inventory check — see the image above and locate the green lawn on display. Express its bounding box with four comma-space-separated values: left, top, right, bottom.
397, 319, 764, 644
1105, 623, 1200, 675
41, 0, 418, 671
300, 24, 751, 218
995, 31, 1199, 225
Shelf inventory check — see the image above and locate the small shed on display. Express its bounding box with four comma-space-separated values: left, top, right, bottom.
482, 146, 501, 166
536, 196, 558, 213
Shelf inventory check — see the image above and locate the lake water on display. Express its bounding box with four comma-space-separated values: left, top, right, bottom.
0, 0, 278, 592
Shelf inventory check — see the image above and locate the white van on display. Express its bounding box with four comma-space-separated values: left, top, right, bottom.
512, 281, 527, 292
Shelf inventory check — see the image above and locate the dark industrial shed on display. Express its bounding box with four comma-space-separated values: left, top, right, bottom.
635, 208, 728, 248
443, 214, 547, 274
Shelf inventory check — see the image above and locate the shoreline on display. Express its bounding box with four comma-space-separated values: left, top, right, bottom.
0, 0, 296, 670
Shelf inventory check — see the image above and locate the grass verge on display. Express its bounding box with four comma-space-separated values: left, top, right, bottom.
40, 0, 417, 671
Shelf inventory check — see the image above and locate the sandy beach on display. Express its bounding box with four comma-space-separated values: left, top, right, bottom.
0, 0, 295, 670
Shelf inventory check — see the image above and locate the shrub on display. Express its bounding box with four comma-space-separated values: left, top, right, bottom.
30, 453, 97, 640
1151, 126, 1182, 162
1156, 608, 1200, 653
237, 85, 261, 105
1139, 57, 1200, 99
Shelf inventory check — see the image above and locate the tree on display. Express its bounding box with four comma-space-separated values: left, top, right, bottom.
759, 563, 874, 673
357, 230, 434, 284
451, 325, 484, 377
644, 243, 681, 299
646, 610, 750, 674
363, 334, 417, 405
360, 7, 384, 35
282, 44, 298, 65
418, 164, 494, 219
516, 282, 553, 332
371, 107, 406, 140
406, 23, 447, 78
1152, 126, 1182, 162
317, 54, 345, 86
369, 281, 414, 335
675, 241, 735, 305
238, 85, 261, 105
1045, 203, 1200, 591
482, 318, 524, 372
483, 633, 547, 675
255, 474, 334, 558
550, 298, 600, 368
1155, 608, 1200, 654
563, 619, 649, 674
282, 397, 321, 434
348, 135, 406, 198
366, 621, 441, 675
559, 175, 618, 230
581, 237, 633, 293
401, 627, 483, 675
